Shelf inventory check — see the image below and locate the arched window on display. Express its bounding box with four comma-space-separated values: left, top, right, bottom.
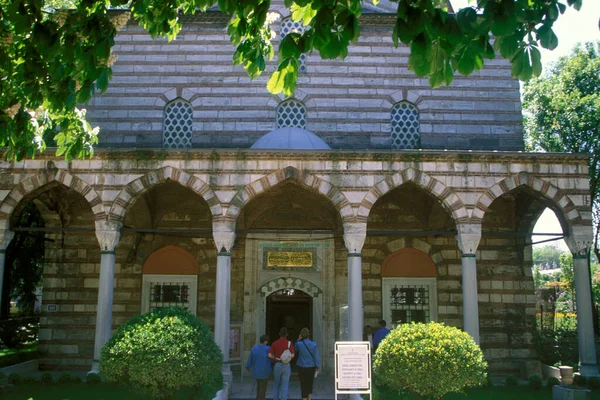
391, 102, 420, 150
281, 18, 307, 73
163, 98, 193, 148
142, 246, 199, 315
276, 99, 307, 129
381, 248, 437, 327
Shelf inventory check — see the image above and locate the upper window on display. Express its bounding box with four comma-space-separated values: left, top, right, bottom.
281, 18, 307, 73
277, 99, 307, 129
391, 102, 420, 150
163, 98, 193, 148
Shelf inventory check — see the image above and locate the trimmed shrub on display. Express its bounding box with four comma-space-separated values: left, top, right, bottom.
505, 375, 519, 387
528, 375, 542, 390
23, 376, 37, 384
373, 322, 487, 400
547, 377, 561, 388
57, 372, 74, 384
573, 374, 588, 387
86, 373, 101, 384
72, 376, 82, 384
100, 307, 222, 399
588, 376, 600, 390
7, 373, 21, 385
40, 372, 53, 384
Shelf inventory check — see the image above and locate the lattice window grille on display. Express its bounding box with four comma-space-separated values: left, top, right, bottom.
388, 284, 430, 325
149, 282, 190, 311
276, 100, 307, 129
391, 102, 420, 150
280, 18, 307, 73
142, 274, 197, 315
163, 99, 193, 148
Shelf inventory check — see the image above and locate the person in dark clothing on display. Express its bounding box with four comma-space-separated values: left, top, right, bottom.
295, 328, 321, 400
373, 319, 391, 352
246, 334, 272, 400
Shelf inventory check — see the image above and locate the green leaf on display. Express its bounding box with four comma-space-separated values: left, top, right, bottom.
537, 24, 559, 50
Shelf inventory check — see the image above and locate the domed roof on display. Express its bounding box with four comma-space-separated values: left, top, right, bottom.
251, 127, 331, 150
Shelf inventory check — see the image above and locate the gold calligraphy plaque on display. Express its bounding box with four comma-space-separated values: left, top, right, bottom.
267, 251, 313, 267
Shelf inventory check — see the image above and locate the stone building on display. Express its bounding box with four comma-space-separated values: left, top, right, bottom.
0, 0, 597, 380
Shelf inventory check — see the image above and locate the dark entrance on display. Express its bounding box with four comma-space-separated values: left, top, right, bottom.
266, 288, 312, 368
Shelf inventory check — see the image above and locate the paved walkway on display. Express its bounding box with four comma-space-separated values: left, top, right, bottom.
230, 373, 347, 400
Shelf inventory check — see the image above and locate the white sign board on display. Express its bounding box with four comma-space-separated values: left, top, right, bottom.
335, 341, 372, 399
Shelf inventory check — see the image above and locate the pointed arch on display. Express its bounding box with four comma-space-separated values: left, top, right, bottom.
259, 276, 322, 298
226, 166, 353, 223
108, 166, 222, 222
473, 172, 582, 225
357, 168, 467, 224
0, 169, 104, 221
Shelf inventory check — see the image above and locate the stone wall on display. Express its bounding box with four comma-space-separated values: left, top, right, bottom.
85, 11, 524, 151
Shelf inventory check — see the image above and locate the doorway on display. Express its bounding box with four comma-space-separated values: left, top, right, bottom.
266, 288, 312, 371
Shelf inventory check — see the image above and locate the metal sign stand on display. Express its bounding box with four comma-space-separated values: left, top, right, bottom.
334, 341, 372, 400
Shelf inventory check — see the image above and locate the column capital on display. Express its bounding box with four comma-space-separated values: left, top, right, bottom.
212, 219, 236, 253
565, 225, 593, 258
95, 220, 122, 252
456, 223, 482, 255
343, 222, 367, 254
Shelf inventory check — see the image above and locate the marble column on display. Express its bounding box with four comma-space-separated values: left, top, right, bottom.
343, 222, 367, 342
0, 225, 15, 316
456, 223, 482, 344
90, 221, 122, 374
566, 228, 599, 376
212, 220, 236, 380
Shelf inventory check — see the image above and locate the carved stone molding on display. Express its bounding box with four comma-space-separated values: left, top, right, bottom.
456, 223, 482, 255
95, 221, 122, 252
566, 225, 593, 257
213, 220, 237, 253
343, 222, 367, 254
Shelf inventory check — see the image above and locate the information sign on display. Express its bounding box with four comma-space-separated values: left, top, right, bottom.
334, 341, 371, 399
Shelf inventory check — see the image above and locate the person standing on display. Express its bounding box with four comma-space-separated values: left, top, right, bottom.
373, 319, 391, 352
295, 328, 321, 400
363, 325, 374, 350
245, 334, 272, 400
268, 327, 295, 400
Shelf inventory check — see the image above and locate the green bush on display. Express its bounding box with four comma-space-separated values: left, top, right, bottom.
23, 376, 37, 384
505, 375, 519, 387
40, 372, 53, 384
573, 374, 588, 387
86, 373, 101, 384
100, 307, 223, 399
57, 372, 74, 384
528, 375, 542, 390
532, 329, 578, 366
373, 322, 487, 400
7, 373, 21, 385
547, 377, 561, 388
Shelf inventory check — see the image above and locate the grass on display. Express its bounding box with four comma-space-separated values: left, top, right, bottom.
3, 382, 220, 400
0, 343, 38, 368
368, 385, 600, 399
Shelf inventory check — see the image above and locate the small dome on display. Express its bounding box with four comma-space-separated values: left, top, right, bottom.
251, 127, 331, 150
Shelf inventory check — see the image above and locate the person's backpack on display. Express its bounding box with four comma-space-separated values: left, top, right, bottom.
280, 341, 293, 364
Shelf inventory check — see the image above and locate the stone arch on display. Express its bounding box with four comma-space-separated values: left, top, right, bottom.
382, 248, 438, 277
108, 166, 222, 222
259, 276, 322, 298
0, 168, 105, 222
473, 172, 582, 229
358, 168, 468, 224
226, 166, 354, 223
372, 237, 445, 269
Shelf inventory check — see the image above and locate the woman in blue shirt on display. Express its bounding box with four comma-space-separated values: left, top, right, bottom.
295, 328, 321, 400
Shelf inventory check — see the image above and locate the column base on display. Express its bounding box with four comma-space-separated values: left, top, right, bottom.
222, 364, 232, 386
88, 360, 100, 375
579, 363, 600, 377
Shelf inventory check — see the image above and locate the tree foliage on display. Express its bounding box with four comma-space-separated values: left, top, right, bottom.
523, 42, 600, 263
0, 0, 591, 160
